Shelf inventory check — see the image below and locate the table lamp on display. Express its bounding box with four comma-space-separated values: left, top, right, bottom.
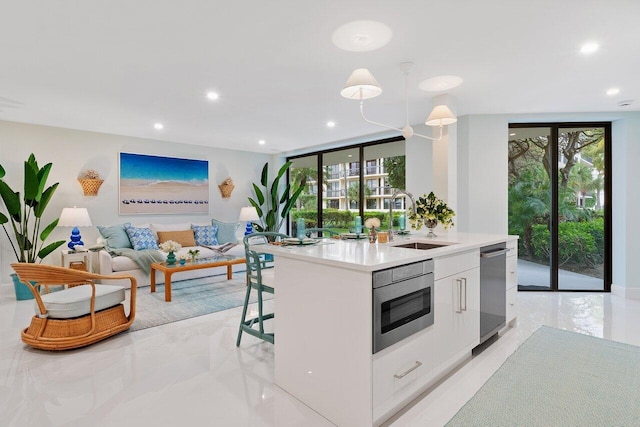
238, 206, 259, 235
58, 206, 93, 250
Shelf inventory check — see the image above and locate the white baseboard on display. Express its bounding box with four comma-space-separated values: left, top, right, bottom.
611, 283, 640, 300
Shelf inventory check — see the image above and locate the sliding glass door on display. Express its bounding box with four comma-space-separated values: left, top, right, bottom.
508, 123, 611, 292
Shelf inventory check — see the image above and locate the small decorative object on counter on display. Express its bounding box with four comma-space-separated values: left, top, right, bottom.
354, 216, 362, 234
365, 217, 381, 243
188, 248, 200, 263
409, 192, 455, 237
160, 240, 182, 265
399, 214, 406, 231
218, 177, 235, 198
296, 217, 306, 240
179, 255, 186, 265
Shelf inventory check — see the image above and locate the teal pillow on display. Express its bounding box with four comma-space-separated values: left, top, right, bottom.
97, 223, 132, 249
211, 219, 239, 244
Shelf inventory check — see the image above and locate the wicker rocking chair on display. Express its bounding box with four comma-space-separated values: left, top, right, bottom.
11, 263, 137, 351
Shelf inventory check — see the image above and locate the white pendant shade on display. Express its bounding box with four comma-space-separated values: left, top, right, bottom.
425, 105, 457, 127
340, 68, 382, 100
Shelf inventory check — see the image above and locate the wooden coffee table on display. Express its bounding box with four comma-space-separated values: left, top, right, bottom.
150, 255, 246, 302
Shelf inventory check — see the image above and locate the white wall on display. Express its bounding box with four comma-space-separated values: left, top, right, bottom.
0, 120, 270, 280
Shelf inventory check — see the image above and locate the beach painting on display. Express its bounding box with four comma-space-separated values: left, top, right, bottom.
119, 152, 209, 215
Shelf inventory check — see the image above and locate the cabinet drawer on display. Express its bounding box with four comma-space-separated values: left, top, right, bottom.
506, 255, 518, 290
373, 329, 430, 419
506, 239, 518, 257
435, 249, 479, 280
506, 286, 517, 324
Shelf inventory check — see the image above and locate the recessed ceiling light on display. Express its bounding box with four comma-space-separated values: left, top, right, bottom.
419, 75, 464, 92
606, 88, 620, 96
258, 139, 266, 145
154, 123, 164, 130
509, 132, 516, 136
206, 91, 219, 100
327, 121, 336, 128
331, 21, 393, 52
580, 42, 599, 54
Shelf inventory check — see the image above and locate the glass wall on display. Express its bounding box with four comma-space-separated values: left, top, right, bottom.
508, 124, 610, 291
288, 137, 406, 233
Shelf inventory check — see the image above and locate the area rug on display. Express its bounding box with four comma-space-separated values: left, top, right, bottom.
128, 273, 271, 331
446, 326, 640, 426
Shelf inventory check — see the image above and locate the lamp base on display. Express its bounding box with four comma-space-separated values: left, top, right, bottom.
244, 221, 254, 236
68, 226, 85, 250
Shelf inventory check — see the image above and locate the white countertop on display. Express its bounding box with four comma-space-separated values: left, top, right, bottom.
252, 231, 518, 272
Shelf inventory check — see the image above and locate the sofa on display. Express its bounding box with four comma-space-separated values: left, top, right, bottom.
96, 219, 246, 288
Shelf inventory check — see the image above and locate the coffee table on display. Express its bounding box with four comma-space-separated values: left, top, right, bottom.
150, 255, 246, 302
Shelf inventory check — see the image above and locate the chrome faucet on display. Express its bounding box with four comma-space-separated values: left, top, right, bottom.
388, 189, 416, 242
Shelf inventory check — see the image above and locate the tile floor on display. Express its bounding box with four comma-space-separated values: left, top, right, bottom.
2, 284, 640, 427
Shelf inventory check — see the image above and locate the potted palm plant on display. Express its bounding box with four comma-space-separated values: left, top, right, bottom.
0, 154, 66, 299
248, 161, 305, 234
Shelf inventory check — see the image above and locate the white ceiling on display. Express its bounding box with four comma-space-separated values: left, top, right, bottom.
1, 1, 639, 154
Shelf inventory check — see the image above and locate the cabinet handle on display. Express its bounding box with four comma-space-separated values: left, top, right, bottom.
462, 277, 468, 311
394, 361, 423, 379
456, 279, 463, 313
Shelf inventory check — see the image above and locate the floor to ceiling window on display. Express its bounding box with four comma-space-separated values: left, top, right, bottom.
508, 123, 611, 291
288, 137, 405, 234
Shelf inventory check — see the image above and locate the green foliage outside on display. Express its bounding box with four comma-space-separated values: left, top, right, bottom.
383, 156, 406, 189
508, 128, 605, 276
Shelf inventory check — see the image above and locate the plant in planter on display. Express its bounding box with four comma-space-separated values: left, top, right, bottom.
0, 154, 66, 299
248, 161, 305, 233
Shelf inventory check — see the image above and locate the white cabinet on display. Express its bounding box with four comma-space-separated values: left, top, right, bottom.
505, 241, 518, 326
432, 250, 480, 371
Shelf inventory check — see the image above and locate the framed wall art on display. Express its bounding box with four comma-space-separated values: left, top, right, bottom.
119, 152, 209, 215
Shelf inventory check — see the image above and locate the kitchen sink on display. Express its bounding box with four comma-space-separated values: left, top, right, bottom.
392, 242, 451, 250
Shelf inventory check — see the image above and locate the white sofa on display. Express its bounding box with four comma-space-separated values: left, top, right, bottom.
96, 221, 246, 288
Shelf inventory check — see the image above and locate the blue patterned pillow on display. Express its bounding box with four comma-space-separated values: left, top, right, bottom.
125, 225, 159, 250
192, 224, 218, 246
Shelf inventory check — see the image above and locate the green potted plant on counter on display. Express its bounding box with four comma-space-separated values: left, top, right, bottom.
0, 154, 66, 300
248, 161, 305, 233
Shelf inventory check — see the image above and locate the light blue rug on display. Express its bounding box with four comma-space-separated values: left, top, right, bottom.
446, 326, 640, 426
128, 272, 271, 331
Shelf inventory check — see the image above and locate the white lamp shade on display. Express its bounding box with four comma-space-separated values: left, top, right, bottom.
238, 206, 259, 222
58, 207, 92, 227
340, 68, 383, 100
425, 105, 457, 127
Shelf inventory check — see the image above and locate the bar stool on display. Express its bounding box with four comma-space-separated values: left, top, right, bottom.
236, 232, 287, 346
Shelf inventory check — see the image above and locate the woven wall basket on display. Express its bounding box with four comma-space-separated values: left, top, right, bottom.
78, 178, 104, 196
219, 183, 235, 198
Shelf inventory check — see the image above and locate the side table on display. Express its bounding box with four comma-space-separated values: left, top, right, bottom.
61, 249, 91, 272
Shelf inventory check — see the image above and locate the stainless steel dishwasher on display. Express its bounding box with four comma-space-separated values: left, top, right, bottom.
479, 243, 509, 344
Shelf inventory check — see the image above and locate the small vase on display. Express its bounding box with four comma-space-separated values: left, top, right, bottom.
166, 251, 177, 265
424, 219, 438, 238
179, 258, 186, 265
368, 227, 378, 243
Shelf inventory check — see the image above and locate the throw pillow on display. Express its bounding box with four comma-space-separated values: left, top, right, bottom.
192, 224, 218, 246
125, 225, 159, 250
211, 219, 239, 244
97, 223, 132, 249
156, 229, 196, 247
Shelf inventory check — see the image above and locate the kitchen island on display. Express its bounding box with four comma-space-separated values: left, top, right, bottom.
253, 232, 518, 427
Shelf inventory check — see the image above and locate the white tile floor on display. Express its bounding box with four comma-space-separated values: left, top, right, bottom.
2, 284, 640, 427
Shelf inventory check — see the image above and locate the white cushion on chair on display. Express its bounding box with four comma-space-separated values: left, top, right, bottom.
35, 285, 126, 319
